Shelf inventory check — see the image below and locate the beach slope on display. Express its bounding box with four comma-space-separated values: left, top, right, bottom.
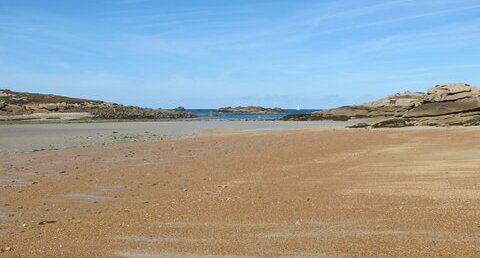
1, 128, 480, 257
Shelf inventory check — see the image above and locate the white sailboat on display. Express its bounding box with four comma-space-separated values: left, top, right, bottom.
296, 105, 300, 111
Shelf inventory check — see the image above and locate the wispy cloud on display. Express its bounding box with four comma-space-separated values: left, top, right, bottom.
1, 0, 479, 107
101, 0, 480, 56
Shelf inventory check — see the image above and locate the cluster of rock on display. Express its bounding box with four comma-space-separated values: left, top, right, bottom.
218, 106, 283, 114
283, 83, 480, 127
0, 89, 196, 120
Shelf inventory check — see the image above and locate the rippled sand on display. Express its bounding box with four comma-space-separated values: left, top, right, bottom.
1, 127, 480, 257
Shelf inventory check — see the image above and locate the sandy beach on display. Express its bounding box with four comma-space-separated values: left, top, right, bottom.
2, 0, 479, 256
1, 125, 480, 257
0, 120, 359, 153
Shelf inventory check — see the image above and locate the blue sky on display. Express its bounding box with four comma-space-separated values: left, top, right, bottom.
1, 0, 479, 108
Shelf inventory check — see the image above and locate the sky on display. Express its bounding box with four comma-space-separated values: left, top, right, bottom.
0, 0, 479, 109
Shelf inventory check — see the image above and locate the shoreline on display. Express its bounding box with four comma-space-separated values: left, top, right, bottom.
1, 119, 478, 153
0, 120, 362, 153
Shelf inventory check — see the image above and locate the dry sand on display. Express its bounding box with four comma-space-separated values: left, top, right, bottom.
1, 127, 480, 257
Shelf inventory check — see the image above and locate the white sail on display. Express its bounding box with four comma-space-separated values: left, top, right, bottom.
296, 105, 300, 111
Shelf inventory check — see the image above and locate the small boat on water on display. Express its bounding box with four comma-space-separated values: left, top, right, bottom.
296, 105, 301, 111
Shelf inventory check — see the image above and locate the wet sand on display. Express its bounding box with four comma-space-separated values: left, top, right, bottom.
1, 127, 480, 257
0, 120, 357, 153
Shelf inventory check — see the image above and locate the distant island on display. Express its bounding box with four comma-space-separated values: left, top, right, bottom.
0, 89, 196, 121
283, 82, 480, 127
217, 106, 284, 114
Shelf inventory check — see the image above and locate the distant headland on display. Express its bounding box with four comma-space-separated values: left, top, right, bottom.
0, 89, 195, 121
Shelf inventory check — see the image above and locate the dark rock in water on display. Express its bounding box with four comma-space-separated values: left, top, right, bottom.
173, 106, 185, 112
208, 111, 220, 117
283, 82, 480, 127
218, 106, 283, 114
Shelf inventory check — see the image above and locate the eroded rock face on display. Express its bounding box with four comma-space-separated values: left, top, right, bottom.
44, 103, 58, 111
404, 96, 480, 118
411, 111, 480, 126
371, 118, 411, 128
283, 83, 480, 127
5, 104, 23, 113
427, 83, 471, 94
363, 91, 423, 109
424, 83, 474, 102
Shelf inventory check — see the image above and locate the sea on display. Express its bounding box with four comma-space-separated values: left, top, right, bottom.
186, 109, 317, 121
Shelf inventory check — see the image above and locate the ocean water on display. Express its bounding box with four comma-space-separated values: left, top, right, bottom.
187, 109, 317, 121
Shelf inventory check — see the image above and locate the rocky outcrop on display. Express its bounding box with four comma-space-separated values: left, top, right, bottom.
404, 96, 480, 118
424, 83, 477, 102
283, 91, 423, 121
218, 106, 283, 114
284, 83, 480, 127
0, 89, 196, 121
